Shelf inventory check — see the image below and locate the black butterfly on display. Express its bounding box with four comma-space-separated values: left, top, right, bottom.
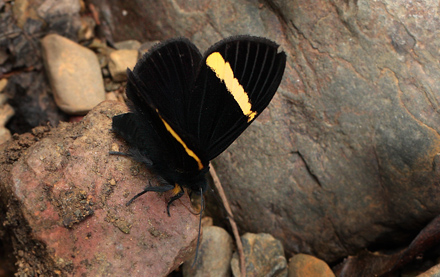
112, 35, 286, 214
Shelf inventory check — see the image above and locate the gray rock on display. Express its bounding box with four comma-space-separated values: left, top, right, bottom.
231, 233, 287, 277
183, 226, 233, 277
41, 34, 105, 115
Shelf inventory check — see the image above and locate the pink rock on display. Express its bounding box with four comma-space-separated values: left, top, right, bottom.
2, 101, 199, 276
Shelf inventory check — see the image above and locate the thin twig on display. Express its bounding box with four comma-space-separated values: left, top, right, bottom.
209, 164, 246, 277
0, 66, 35, 79
88, 3, 101, 25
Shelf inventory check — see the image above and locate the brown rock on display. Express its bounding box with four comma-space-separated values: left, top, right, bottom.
288, 254, 335, 277
231, 233, 287, 277
0, 101, 199, 276
0, 103, 14, 126
183, 226, 233, 277
108, 49, 139, 82
41, 34, 105, 115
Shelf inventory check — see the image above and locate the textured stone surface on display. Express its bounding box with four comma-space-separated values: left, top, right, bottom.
41, 34, 105, 115
0, 127, 11, 145
0, 101, 199, 276
182, 226, 233, 277
288, 254, 335, 277
230, 233, 287, 277
89, 0, 440, 263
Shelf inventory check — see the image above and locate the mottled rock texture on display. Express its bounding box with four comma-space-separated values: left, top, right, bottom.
0, 101, 199, 276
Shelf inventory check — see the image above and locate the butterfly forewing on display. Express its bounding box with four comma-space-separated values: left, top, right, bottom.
130, 38, 202, 124
187, 36, 287, 160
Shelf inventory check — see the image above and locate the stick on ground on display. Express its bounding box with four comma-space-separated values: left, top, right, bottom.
209, 164, 246, 277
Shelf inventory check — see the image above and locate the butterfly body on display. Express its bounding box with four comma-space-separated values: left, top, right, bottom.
112, 35, 286, 209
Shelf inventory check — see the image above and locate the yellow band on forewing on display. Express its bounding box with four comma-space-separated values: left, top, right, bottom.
157, 111, 204, 170
206, 52, 257, 122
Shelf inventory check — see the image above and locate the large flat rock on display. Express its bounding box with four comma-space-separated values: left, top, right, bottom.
0, 101, 199, 276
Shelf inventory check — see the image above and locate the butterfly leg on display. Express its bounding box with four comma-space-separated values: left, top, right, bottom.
109, 148, 153, 166
167, 184, 184, 217
109, 151, 131, 156
126, 182, 174, 206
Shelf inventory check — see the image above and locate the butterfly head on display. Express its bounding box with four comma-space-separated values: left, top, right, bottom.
176, 165, 209, 195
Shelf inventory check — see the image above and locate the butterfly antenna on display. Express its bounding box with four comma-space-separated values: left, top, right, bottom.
191, 187, 204, 267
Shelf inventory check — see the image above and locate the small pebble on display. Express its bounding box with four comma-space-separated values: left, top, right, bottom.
0, 127, 11, 145
41, 34, 105, 115
231, 233, 288, 277
183, 226, 234, 277
108, 49, 138, 82
0, 78, 7, 92
0, 104, 15, 126
105, 92, 118, 101
288, 253, 335, 277
77, 16, 96, 41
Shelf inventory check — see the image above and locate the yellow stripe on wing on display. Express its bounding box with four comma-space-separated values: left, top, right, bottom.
157, 111, 203, 170
206, 52, 257, 122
